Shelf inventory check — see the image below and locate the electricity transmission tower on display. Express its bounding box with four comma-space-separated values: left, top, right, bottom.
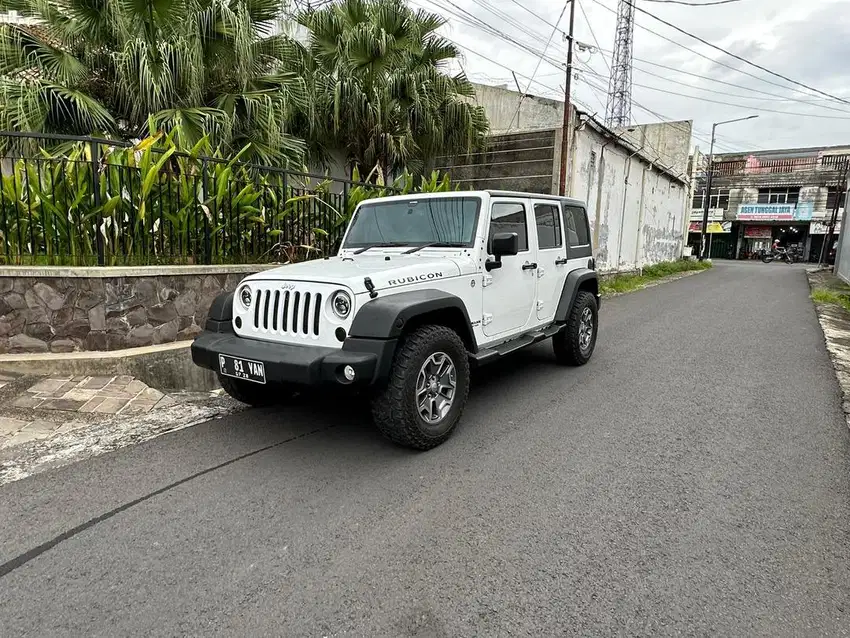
605, 0, 636, 128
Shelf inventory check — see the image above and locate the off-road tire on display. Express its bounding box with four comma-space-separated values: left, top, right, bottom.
217, 373, 285, 406
371, 325, 471, 450
553, 290, 598, 366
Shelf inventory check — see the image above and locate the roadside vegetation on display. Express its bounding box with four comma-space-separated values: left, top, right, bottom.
811, 289, 850, 312
600, 259, 712, 296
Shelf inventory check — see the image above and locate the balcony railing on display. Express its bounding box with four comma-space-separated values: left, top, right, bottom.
703, 154, 849, 178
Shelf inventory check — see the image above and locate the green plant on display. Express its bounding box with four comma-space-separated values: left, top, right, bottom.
0, 132, 460, 266
812, 288, 850, 312
294, 0, 488, 175
600, 259, 712, 296
0, 0, 307, 165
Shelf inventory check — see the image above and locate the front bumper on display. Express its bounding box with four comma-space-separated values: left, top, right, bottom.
191, 331, 396, 386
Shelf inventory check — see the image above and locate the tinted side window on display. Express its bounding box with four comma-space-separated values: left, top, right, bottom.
534, 203, 562, 249
564, 206, 590, 247
489, 202, 529, 251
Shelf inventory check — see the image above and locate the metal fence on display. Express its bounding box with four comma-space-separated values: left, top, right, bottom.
0, 131, 399, 266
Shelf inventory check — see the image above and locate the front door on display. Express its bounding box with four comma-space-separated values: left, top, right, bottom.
482, 199, 537, 338
533, 201, 568, 322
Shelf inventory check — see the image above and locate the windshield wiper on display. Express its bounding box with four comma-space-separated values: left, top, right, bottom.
352, 242, 407, 255
403, 242, 466, 254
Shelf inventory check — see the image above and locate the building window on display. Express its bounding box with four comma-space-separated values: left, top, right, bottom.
826, 187, 847, 211
757, 187, 800, 205
692, 188, 730, 210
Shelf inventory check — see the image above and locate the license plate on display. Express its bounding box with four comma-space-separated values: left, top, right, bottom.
218, 354, 266, 384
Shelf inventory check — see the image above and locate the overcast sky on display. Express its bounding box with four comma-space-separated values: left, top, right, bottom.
412, 0, 850, 155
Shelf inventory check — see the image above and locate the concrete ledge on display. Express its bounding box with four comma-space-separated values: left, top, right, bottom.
0, 341, 219, 392
0, 264, 281, 278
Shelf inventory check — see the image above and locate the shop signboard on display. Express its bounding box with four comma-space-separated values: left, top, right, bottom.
737, 203, 814, 221
738, 203, 793, 220
690, 208, 724, 221
744, 225, 773, 239
810, 221, 842, 234
689, 221, 732, 233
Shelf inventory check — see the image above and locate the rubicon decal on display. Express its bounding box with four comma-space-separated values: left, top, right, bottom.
387, 272, 443, 286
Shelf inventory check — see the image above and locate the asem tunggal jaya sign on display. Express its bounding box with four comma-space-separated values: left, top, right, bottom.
737, 203, 814, 221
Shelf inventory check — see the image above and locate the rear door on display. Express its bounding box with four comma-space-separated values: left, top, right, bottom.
533, 200, 567, 322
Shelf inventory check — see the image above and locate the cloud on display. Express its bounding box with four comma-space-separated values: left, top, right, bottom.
420, 0, 850, 153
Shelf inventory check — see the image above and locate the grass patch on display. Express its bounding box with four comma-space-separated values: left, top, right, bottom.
811, 288, 850, 312
600, 259, 712, 296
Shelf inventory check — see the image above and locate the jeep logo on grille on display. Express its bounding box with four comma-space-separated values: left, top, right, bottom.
280, 282, 296, 290
387, 272, 443, 286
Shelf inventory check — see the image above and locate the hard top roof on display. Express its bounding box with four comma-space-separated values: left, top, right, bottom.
360, 190, 587, 208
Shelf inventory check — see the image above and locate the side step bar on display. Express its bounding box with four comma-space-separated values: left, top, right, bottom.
469, 323, 565, 366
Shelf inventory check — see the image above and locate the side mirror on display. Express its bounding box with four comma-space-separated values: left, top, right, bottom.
486, 232, 519, 271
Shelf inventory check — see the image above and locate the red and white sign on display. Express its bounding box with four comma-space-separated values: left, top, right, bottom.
744, 225, 773, 239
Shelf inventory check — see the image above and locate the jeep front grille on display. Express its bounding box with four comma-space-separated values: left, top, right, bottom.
252, 288, 323, 337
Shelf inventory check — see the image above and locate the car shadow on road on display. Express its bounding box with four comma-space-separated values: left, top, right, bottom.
229, 342, 565, 455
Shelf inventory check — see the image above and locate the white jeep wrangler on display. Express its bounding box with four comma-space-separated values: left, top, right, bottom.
192, 190, 600, 450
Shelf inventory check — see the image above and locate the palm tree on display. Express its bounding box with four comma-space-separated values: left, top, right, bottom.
0, 0, 307, 165
294, 0, 488, 177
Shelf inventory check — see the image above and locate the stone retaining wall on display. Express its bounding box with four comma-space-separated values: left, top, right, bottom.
0, 265, 277, 354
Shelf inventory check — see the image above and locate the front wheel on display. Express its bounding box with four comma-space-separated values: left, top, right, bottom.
370, 325, 471, 450
553, 291, 598, 366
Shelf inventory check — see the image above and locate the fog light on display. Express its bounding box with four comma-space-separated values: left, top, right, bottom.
343, 365, 356, 381
235, 316, 242, 329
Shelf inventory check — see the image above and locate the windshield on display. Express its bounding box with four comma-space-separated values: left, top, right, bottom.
343, 196, 481, 248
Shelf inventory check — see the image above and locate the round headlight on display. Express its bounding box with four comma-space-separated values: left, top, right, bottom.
238, 285, 252, 309
331, 290, 352, 319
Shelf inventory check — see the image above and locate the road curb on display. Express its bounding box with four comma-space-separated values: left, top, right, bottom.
0, 342, 218, 392
806, 270, 850, 429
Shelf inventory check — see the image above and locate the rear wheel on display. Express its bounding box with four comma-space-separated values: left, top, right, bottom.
371, 325, 470, 450
217, 374, 290, 406
553, 290, 598, 366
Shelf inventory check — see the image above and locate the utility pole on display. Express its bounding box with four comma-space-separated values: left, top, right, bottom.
558, 0, 576, 197
820, 160, 849, 267
700, 115, 758, 260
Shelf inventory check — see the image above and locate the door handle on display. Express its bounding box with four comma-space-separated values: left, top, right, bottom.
522, 262, 538, 270
555, 257, 568, 265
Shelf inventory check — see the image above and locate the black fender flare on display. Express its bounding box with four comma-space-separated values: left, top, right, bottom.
555, 269, 600, 323
349, 289, 477, 352
205, 291, 234, 333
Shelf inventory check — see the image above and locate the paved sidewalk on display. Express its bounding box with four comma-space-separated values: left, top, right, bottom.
0, 372, 242, 484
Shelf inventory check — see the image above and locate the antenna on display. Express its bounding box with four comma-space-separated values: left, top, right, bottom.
605, 0, 635, 127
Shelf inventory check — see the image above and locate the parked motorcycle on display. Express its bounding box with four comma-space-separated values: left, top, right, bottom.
760, 248, 793, 264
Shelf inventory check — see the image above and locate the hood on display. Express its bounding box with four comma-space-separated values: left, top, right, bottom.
245, 252, 468, 294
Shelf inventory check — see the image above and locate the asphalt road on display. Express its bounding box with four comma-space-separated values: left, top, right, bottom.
1, 261, 849, 637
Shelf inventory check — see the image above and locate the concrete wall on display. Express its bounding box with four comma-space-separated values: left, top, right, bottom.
0, 265, 275, 354
471, 83, 563, 134
616, 121, 693, 177
435, 129, 559, 193
569, 124, 688, 270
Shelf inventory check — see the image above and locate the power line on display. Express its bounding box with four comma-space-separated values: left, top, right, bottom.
624, 0, 850, 106
508, 1, 570, 130
588, 0, 850, 105
643, 0, 743, 5
504, 0, 567, 36
577, 0, 612, 76
577, 64, 850, 119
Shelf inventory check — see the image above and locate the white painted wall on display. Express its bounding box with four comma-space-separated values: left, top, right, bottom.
569, 123, 688, 273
